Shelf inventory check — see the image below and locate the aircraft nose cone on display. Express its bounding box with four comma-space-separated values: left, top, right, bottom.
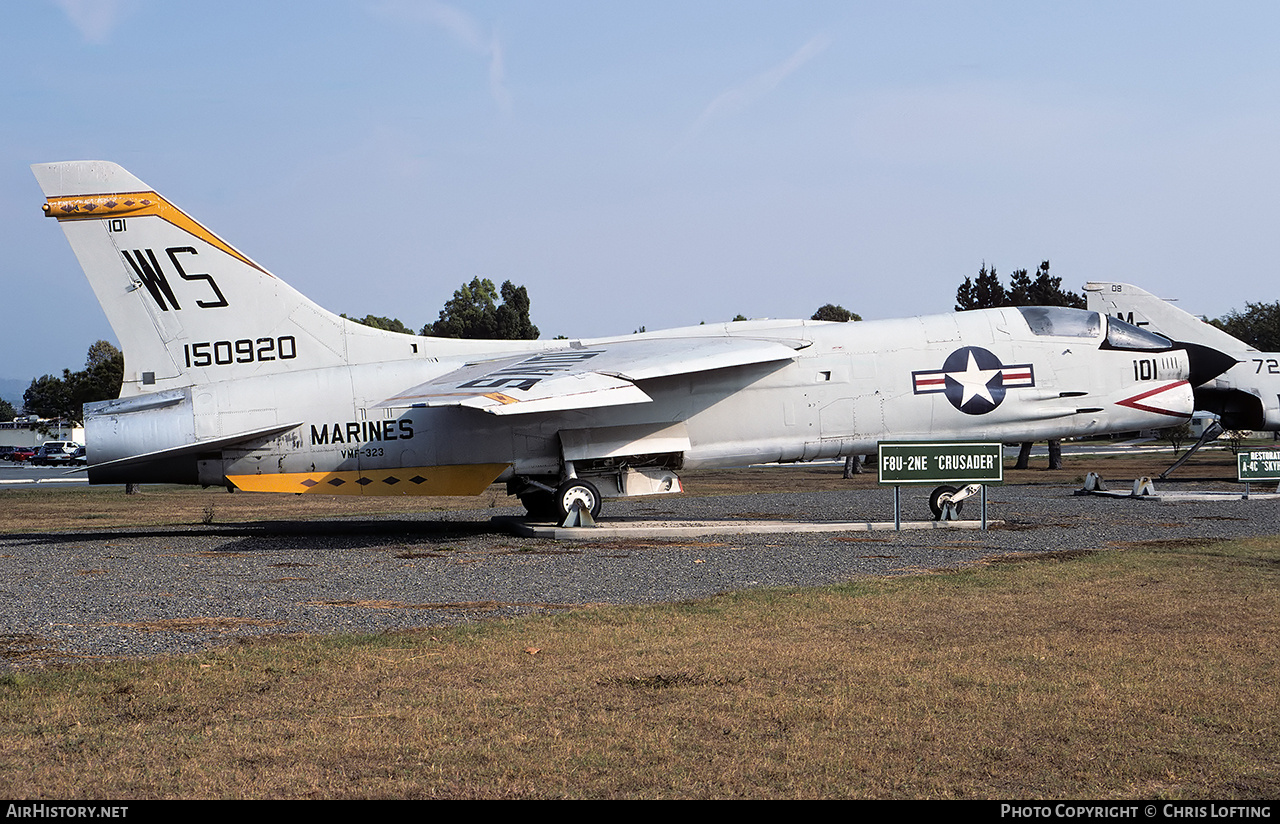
1180, 341, 1239, 386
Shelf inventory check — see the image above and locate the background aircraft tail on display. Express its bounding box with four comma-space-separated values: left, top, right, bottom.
32, 161, 458, 397
1083, 281, 1253, 354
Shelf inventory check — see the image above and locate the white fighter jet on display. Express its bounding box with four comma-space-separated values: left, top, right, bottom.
1085, 282, 1271, 432
33, 161, 1210, 519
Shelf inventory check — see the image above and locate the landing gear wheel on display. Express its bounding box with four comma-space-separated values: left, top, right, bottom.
928, 485, 961, 521
556, 479, 602, 520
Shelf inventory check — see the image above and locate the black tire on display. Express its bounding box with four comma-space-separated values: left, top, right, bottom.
519, 490, 557, 520
928, 485, 961, 520
555, 479, 602, 519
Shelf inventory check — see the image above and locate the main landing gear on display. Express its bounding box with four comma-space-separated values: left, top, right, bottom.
553, 478, 602, 519
515, 477, 603, 521
510, 459, 681, 524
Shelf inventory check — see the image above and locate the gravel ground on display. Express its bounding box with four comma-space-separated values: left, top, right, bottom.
2, 482, 1277, 668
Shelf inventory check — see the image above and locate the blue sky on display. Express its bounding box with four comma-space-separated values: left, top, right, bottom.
4, 1, 1280, 392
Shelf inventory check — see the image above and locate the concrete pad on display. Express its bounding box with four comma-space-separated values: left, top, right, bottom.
493, 516, 1001, 540
0, 477, 87, 485
1076, 476, 1280, 501
1080, 489, 1280, 502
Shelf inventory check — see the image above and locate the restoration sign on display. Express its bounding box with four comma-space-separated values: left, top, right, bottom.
878, 441, 1004, 485
1237, 450, 1280, 482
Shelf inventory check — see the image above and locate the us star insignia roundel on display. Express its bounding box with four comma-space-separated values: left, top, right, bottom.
911, 346, 1035, 415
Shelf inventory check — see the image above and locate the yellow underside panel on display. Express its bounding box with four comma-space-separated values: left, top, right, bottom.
226, 464, 510, 496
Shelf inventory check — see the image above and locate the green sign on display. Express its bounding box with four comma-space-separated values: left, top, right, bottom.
1237, 450, 1280, 482
878, 441, 1004, 485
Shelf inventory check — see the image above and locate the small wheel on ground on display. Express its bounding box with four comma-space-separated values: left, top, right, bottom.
928, 485, 961, 520
556, 479, 602, 519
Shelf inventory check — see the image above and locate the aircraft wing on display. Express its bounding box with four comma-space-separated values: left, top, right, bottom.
377, 336, 805, 416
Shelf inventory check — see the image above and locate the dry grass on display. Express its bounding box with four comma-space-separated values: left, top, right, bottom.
0, 536, 1276, 799
0, 485, 506, 534
0, 447, 1274, 798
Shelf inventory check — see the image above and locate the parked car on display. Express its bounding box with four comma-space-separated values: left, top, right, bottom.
4, 447, 36, 463
32, 441, 82, 466
69, 446, 87, 467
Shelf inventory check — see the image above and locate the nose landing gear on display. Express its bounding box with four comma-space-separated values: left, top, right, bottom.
929, 483, 984, 521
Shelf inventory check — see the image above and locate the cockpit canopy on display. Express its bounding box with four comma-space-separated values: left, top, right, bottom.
1017, 306, 1100, 338
1103, 314, 1175, 351
1015, 306, 1173, 352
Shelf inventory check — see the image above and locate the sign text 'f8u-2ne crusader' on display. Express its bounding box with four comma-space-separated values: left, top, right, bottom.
878, 442, 1004, 485
32, 161, 1227, 521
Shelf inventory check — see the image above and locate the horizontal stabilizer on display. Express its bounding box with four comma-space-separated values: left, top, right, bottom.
87, 421, 303, 473
379, 336, 801, 415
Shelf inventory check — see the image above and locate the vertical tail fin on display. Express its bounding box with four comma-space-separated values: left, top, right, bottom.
1084, 281, 1252, 354
32, 161, 423, 397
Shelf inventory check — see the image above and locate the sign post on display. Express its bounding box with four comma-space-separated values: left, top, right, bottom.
877, 441, 1004, 529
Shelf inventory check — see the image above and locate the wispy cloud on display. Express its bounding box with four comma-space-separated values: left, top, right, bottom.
52, 0, 139, 44
675, 35, 832, 152
374, 0, 511, 115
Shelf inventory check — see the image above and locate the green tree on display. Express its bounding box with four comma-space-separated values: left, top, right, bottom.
956, 261, 1081, 312
22, 374, 71, 420
493, 281, 539, 340
85, 340, 117, 369
1211, 301, 1280, 351
810, 304, 862, 322
1006, 261, 1085, 309
76, 340, 125, 402
23, 341, 123, 422
423, 278, 540, 340
955, 264, 1007, 311
0, 399, 16, 422
1223, 429, 1249, 455
1162, 421, 1192, 455
342, 314, 413, 334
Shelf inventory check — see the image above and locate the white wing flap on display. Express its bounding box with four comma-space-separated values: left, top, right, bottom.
463, 371, 652, 416
378, 336, 800, 416
593, 336, 805, 380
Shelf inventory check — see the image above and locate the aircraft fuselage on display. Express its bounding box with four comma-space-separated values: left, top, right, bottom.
84, 309, 1192, 495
